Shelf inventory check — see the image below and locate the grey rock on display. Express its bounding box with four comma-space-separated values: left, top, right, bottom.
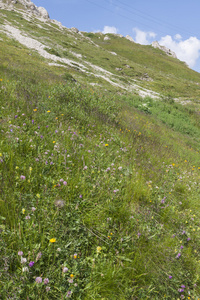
152, 41, 177, 59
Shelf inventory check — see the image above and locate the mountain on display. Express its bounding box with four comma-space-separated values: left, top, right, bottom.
1, 1, 200, 299
1, 0, 200, 100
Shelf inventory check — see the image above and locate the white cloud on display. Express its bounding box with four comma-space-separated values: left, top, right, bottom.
102, 26, 118, 34
159, 35, 200, 68
174, 34, 182, 40
133, 28, 156, 45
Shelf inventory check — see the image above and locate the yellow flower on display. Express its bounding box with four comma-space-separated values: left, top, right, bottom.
105, 144, 109, 147
0, 79, 2, 81
53, 141, 56, 144
96, 246, 102, 253
22, 208, 25, 214
29, 167, 32, 172
70, 274, 74, 278
50, 238, 56, 243
0, 153, 2, 157
33, 109, 37, 112
47, 110, 51, 113
55, 117, 58, 120
36, 194, 40, 198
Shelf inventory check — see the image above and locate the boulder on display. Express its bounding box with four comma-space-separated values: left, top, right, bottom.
125, 35, 135, 42
37, 6, 49, 19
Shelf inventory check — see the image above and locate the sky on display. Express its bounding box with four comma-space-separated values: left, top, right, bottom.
33, 0, 200, 73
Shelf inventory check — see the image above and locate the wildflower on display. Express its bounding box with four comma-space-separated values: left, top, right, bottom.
55, 198, 65, 208
169, 275, 172, 279
18, 251, 23, 256
15, 115, 18, 118
50, 238, 56, 243
83, 166, 87, 170
63, 267, 69, 273
46, 286, 51, 292
137, 232, 141, 238
36, 252, 42, 262
176, 253, 181, 259
118, 166, 122, 171
96, 246, 102, 254
63, 181, 67, 185
73, 253, 77, 259
66, 290, 72, 297
29, 261, 35, 267
44, 278, 49, 285
21, 257, 27, 264
36, 194, 40, 198
32, 120, 34, 124
22, 208, 25, 214
31, 207, 36, 212
53, 141, 56, 143
57, 248, 61, 252
35, 277, 42, 283
0, 153, 2, 157
47, 110, 51, 113
33, 109, 37, 112
22, 267, 29, 272
20, 175, 26, 180
105, 144, 109, 147
68, 278, 73, 283
70, 274, 74, 278
25, 215, 30, 220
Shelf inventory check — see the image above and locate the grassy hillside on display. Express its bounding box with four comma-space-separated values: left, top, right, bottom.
1, 4, 200, 300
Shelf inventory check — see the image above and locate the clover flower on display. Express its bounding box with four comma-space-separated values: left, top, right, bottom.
63, 267, 69, 273
18, 251, 23, 256
29, 261, 34, 267
35, 277, 42, 283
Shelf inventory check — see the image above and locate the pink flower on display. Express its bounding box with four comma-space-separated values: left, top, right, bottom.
44, 278, 49, 285
63, 181, 67, 185
35, 277, 42, 283
18, 251, 23, 256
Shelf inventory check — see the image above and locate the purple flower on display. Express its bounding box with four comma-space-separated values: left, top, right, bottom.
35, 277, 42, 283
63, 181, 67, 185
29, 261, 35, 267
46, 125, 49, 128
181, 285, 185, 288
40, 135, 43, 139
187, 237, 191, 241
50, 162, 53, 165
55, 130, 58, 133
31, 207, 36, 212
38, 126, 40, 129
20, 175, 26, 180
161, 197, 166, 204
32, 120, 34, 124
176, 253, 181, 259
44, 278, 49, 285
10, 129, 13, 132
137, 232, 141, 238
18, 251, 23, 256
180, 245, 184, 249
45, 161, 48, 165
169, 275, 172, 279
25, 215, 30, 220
182, 230, 186, 235
15, 115, 18, 119
66, 291, 72, 297
79, 195, 82, 198
68, 279, 73, 283
178, 288, 184, 292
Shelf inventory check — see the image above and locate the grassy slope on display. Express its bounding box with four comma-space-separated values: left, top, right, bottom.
0, 7, 200, 300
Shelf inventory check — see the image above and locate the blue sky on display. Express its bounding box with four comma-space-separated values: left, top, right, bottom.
33, 0, 200, 72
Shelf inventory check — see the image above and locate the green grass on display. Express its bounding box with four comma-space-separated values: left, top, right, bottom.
1, 5, 200, 300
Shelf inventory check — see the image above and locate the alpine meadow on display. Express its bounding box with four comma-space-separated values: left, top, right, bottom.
1, 1, 200, 299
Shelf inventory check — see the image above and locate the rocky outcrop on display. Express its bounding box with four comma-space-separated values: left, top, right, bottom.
125, 35, 135, 42
0, 0, 50, 20
152, 41, 177, 59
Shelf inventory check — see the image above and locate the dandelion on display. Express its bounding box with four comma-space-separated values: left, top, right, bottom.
96, 246, 102, 254
35, 277, 42, 283
53, 141, 56, 144
44, 278, 49, 285
33, 109, 37, 112
105, 144, 109, 147
18, 251, 23, 256
63, 267, 69, 273
50, 238, 56, 243
70, 274, 74, 278
29, 261, 35, 267
47, 110, 51, 113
